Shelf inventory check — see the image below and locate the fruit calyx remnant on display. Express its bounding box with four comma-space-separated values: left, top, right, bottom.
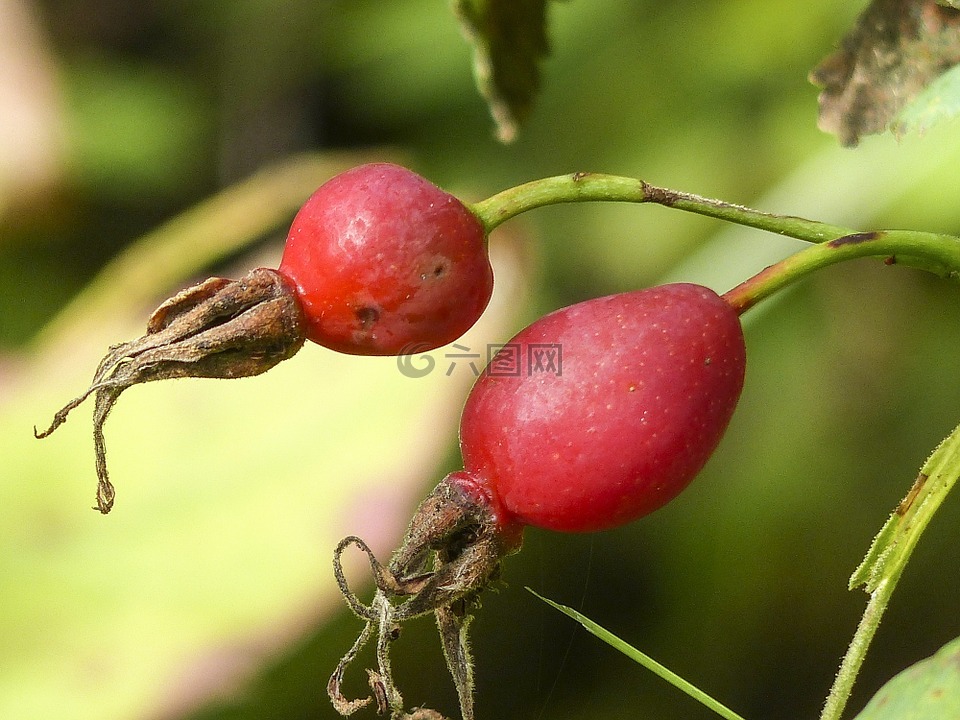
331, 472, 522, 720
35, 267, 306, 513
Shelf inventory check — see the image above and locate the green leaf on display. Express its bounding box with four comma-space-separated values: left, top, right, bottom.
854, 637, 960, 719
528, 589, 747, 720
893, 62, 960, 137
452, 0, 552, 142
850, 421, 960, 593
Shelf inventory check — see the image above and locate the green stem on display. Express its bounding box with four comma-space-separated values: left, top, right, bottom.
472, 174, 960, 302
722, 229, 960, 314
820, 574, 901, 720
471, 173, 854, 242
820, 425, 960, 720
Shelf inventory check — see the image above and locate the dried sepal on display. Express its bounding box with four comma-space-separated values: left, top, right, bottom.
35, 268, 307, 513
330, 476, 522, 720
398, 711, 448, 720
327, 619, 375, 716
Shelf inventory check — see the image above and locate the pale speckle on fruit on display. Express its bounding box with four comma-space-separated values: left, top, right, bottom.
340, 211, 373, 250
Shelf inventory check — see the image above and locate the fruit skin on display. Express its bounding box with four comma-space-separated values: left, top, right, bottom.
457, 283, 746, 533
277, 163, 493, 355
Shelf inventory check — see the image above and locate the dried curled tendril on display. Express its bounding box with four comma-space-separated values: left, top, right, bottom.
34, 268, 306, 513
330, 480, 522, 720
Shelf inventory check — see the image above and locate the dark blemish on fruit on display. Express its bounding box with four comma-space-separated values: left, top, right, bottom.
884, 256, 897, 265
895, 473, 927, 516
355, 306, 380, 329
420, 258, 450, 281
704, 357, 712, 366
828, 231, 879, 247
571, 171, 591, 182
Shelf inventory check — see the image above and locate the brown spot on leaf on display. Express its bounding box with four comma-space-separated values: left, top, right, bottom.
896, 472, 928, 516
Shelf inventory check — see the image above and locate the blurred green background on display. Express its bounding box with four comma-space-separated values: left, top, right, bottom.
3, 1, 960, 719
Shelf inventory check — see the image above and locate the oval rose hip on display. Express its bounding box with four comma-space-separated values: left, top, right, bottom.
460, 282, 745, 532
331, 283, 746, 719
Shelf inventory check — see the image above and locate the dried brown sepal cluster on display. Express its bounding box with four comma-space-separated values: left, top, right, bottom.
34, 268, 307, 513
330, 479, 522, 720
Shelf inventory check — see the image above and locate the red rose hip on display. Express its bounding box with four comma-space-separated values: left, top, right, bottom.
460, 282, 746, 532
278, 162, 493, 355
331, 283, 747, 719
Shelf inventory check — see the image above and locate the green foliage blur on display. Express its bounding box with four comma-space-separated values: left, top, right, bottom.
3, 1, 960, 720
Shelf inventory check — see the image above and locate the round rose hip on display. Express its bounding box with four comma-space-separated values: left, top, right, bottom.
278, 162, 493, 355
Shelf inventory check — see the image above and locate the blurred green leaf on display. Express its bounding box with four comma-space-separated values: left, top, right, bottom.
810, 0, 960, 146
452, 0, 552, 142
893, 63, 960, 138
64, 58, 210, 200
854, 637, 960, 719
